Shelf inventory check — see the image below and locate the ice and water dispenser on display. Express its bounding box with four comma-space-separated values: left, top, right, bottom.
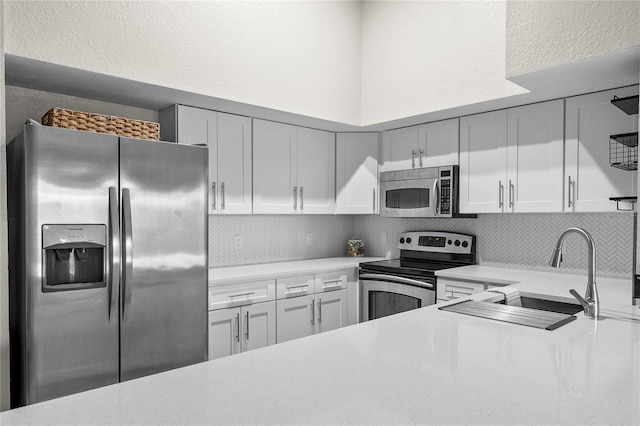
42, 224, 107, 292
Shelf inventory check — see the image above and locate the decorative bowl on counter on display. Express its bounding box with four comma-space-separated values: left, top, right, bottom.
348, 239, 365, 257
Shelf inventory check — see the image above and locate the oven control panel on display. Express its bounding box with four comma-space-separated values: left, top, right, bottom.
397, 231, 474, 255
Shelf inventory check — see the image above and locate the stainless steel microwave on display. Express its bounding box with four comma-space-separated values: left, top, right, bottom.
379, 166, 474, 218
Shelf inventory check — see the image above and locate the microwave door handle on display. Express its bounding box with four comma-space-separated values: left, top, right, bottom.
432, 179, 439, 216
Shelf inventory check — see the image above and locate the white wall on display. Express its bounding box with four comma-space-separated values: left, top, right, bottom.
360, 1, 528, 126
0, 0, 9, 412
4, 0, 363, 126
506, 0, 640, 78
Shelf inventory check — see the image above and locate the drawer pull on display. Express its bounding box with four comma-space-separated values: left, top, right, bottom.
285, 284, 309, 295
321, 279, 343, 290
229, 291, 256, 299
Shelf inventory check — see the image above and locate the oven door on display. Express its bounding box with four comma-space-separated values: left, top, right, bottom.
380, 177, 439, 218
359, 273, 436, 322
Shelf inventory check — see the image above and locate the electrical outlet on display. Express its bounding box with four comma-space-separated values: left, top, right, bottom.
234, 235, 243, 251
306, 232, 313, 245
381, 232, 387, 244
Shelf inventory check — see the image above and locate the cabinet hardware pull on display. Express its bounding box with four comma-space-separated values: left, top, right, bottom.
318, 299, 322, 324
293, 186, 298, 210
411, 149, 416, 168
245, 311, 249, 341
419, 148, 424, 168
311, 301, 315, 326
372, 188, 376, 213
322, 279, 343, 290
221, 182, 225, 210
235, 313, 240, 343
568, 176, 573, 209
509, 180, 514, 209
300, 186, 304, 210
229, 291, 255, 299
498, 181, 504, 209
212, 182, 217, 211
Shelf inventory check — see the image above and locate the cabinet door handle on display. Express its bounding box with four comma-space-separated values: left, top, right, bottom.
508, 180, 514, 209
300, 186, 304, 210
293, 186, 298, 210
372, 188, 376, 213
235, 313, 240, 343
221, 182, 225, 210
212, 181, 217, 211
318, 299, 322, 324
568, 176, 573, 209
411, 149, 416, 168
498, 181, 504, 209
245, 311, 249, 341
311, 300, 315, 326
419, 148, 424, 168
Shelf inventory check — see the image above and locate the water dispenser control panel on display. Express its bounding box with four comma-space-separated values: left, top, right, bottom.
42, 224, 107, 292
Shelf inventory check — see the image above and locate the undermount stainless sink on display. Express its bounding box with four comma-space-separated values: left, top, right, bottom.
501, 295, 584, 316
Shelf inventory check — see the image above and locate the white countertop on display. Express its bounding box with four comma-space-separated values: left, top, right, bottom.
3, 266, 640, 425
209, 256, 385, 286
436, 264, 633, 306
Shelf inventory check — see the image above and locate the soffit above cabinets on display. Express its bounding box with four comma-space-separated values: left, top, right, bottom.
5, 49, 639, 133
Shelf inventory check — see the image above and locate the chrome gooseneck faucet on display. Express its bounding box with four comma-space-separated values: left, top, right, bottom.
549, 227, 599, 319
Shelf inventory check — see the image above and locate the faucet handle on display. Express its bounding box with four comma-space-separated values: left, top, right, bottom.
569, 289, 598, 319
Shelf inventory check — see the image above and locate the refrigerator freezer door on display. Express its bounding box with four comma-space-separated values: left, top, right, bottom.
119, 138, 208, 381
8, 125, 120, 406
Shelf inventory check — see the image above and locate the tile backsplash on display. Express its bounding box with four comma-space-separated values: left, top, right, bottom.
210, 212, 635, 279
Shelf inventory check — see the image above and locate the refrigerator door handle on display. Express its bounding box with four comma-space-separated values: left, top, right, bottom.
122, 188, 134, 322
108, 187, 120, 323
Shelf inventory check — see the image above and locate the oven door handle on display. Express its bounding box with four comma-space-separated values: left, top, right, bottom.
359, 273, 434, 289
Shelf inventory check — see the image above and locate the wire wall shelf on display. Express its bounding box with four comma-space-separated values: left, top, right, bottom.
609, 132, 638, 171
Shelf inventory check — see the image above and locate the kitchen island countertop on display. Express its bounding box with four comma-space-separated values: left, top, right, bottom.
2, 268, 640, 425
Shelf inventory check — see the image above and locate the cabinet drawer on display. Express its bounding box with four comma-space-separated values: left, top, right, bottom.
439, 280, 486, 301
276, 275, 315, 299
315, 270, 348, 293
209, 280, 276, 311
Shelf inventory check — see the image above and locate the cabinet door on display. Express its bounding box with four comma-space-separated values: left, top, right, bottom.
276, 294, 315, 343
335, 133, 379, 214
253, 119, 298, 214
297, 127, 336, 214
316, 289, 348, 334
241, 302, 275, 353
506, 100, 564, 213
381, 126, 419, 171
459, 110, 508, 213
208, 308, 240, 360
418, 118, 459, 168
177, 105, 218, 214
217, 113, 252, 214
566, 87, 638, 212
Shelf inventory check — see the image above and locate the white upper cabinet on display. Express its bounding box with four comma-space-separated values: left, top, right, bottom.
417, 118, 459, 168
161, 105, 252, 214
382, 119, 459, 171
460, 100, 564, 214
215, 113, 253, 214
460, 109, 508, 213
565, 87, 638, 212
335, 133, 379, 214
381, 126, 419, 171
506, 100, 564, 213
253, 119, 335, 214
297, 127, 336, 214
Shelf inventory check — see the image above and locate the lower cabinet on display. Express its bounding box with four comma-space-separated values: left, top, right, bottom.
208, 302, 276, 360
275, 271, 349, 344
208, 268, 353, 359
436, 277, 506, 303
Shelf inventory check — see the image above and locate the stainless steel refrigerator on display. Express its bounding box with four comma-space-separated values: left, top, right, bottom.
7, 123, 208, 407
